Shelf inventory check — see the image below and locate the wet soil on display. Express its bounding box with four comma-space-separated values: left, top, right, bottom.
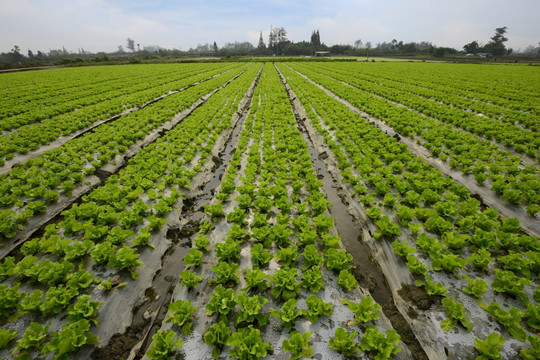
277, 64, 429, 360
89, 65, 262, 360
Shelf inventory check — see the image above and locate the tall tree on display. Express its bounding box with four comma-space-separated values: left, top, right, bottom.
463, 41, 480, 54
269, 26, 287, 55
126, 38, 135, 53
310, 29, 321, 48
257, 31, 266, 50
213, 41, 218, 55
483, 27, 508, 56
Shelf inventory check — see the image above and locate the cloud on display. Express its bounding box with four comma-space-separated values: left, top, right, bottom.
0, 0, 538, 53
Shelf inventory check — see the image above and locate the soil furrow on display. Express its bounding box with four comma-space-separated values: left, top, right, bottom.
277, 64, 429, 360
87, 65, 263, 360
285, 65, 540, 239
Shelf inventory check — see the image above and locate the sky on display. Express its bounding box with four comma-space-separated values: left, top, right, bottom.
1, 0, 538, 54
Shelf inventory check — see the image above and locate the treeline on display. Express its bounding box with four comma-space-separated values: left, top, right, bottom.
2, 26, 539, 69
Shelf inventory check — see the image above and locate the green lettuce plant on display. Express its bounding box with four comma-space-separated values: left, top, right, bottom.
461, 276, 487, 299
0, 328, 16, 350
203, 321, 231, 359
166, 300, 197, 335
210, 261, 240, 285
329, 327, 360, 356
235, 294, 269, 328
206, 285, 237, 322
415, 276, 448, 296
226, 325, 272, 360
147, 329, 184, 360
342, 296, 381, 324
301, 267, 325, 293
244, 268, 270, 291
11, 322, 50, 356
269, 268, 301, 301
282, 331, 314, 360
269, 299, 303, 330
184, 248, 203, 266
473, 333, 505, 360
179, 269, 203, 289
41, 319, 99, 360
440, 297, 472, 332
359, 325, 401, 360
304, 294, 333, 323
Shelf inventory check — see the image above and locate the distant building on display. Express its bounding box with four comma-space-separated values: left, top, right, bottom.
315, 51, 330, 57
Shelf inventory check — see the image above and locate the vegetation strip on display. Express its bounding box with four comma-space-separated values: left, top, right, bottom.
0, 64, 251, 254
283, 64, 539, 238
287, 63, 539, 216
277, 64, 429, 360
276, 62, 539, 359
0, 63, 240, 173
0, 63, 262, 360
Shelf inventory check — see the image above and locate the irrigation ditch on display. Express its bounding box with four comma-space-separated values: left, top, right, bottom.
84, 64, 264, 360
277, 64, 430, 360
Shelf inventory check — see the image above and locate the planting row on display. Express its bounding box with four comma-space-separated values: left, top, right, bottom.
1, 64, 210, 129
0, 63, 262, 360
0, 64, 252, 244
0, 63, 239, 163
276, 63, 539, 359
287, 63, 540, 215
145, 65, 406, 360
326, 62, 539, 120
301, 62, 539, 151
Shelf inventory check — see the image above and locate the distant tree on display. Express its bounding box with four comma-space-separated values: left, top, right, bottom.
27, 49, 34, 58
391, 39, 398, 50
354, 39, 362, 49
310, 29, 321, 48
269, 26, 287, 55
9, 45, 24, 63
213, 41, 218, 55
400, 42, 417, 54
126, 38, 135, 53
117, 45, 125, 53
257, 31, 266, 50
483, 27, 508, 56
463, 41, 480, 54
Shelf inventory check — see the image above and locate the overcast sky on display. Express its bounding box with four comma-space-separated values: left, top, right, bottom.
1, 0, 538, 54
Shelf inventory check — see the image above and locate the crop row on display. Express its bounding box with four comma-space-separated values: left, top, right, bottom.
0, 63, 239, 163
0, 64, 251, 244
277, 63, 539, 359
286, 63, 540, 215
0, 63, 262, 360
330, 62, 539, 118
301, 62, 540, 145
0, 64, 215, 128
144, 64, 404, 360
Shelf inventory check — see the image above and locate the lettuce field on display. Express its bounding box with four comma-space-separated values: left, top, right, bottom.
0, 61, 538, 360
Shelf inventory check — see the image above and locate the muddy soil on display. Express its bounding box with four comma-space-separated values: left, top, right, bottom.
277, 65, 429, 360
85, 65, 264, 360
